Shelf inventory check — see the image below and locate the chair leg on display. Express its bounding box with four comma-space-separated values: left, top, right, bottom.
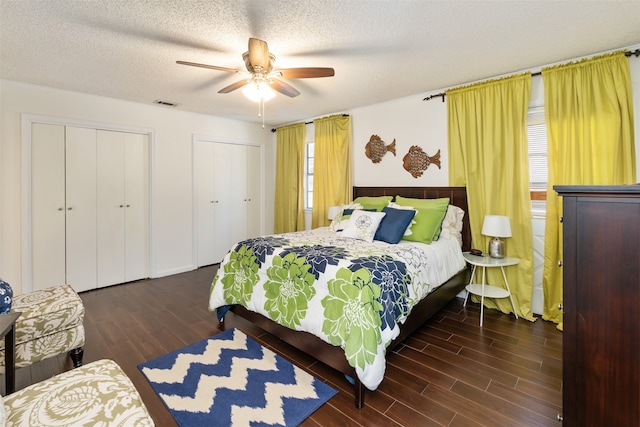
69, 347, 84, 368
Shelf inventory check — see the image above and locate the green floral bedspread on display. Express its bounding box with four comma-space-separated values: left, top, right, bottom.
209, 228, 448, 390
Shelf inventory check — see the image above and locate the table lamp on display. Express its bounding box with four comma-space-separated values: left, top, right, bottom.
327, 206, 341, 221
481, 215, 511, 258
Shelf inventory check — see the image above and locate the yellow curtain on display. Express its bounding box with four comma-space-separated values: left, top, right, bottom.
274, 122, 306, 233
312, 115, 352, 228
541, 51, 636, 326
447, 73, 536, 322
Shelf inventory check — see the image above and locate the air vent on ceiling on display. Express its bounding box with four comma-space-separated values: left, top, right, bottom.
153, 100, 180, 107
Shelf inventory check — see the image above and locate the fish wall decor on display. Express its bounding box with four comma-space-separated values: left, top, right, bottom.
402, 146, 441, 178
365, 135, 396, 163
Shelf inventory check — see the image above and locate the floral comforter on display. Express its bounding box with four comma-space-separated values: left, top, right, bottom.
208, 228, 465, 390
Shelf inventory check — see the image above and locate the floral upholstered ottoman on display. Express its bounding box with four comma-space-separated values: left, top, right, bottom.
2, 359, 155, 426
0, 284, 84, 370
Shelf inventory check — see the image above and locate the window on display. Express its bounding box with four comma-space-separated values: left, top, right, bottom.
305, 141, 314, 209
528, 107, 548, 200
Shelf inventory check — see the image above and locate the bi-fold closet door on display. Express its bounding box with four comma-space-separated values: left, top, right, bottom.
96, 130, 149, 288
31, 123, 149, 292
196, 141, 261, 267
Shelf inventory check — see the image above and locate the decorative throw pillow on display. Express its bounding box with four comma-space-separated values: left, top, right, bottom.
394, 196, 450, 244
353, 196, 393, 212
0, 279, 12, 315
387, 201, 418, 236
328, 203, 363, 232
340, 210, 386, 242
374, 207, 417, 244
440, 204, 465, 246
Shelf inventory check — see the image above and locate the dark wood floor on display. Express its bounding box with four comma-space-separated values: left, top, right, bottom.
11, 265, 563, 426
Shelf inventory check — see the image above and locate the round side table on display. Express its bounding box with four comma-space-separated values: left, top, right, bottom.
462, 252, 519, 327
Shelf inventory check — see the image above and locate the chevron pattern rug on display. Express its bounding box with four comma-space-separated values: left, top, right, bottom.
138, 328, 337, 427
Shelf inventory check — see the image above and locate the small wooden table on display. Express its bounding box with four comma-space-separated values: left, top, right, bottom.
0, 312, 21, 395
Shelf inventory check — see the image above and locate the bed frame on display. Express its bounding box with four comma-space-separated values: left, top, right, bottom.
224, 186, 471, 408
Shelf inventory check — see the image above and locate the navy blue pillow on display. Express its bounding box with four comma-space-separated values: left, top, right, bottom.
374, 207, 417, 244
342, 208, 376, 215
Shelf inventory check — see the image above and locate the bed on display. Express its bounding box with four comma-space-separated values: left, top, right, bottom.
209, 186, 471, 408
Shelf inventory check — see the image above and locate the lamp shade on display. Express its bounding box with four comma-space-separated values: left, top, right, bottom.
327, 206, 341, 220
242, 81, 275, 102
481, 215, 512, 238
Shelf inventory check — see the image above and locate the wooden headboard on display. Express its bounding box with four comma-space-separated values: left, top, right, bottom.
353, 186, 472, 252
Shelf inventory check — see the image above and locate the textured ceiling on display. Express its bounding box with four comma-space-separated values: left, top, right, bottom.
1, 0, 639, 126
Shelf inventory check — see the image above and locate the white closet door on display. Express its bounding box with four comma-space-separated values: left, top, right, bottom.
245, 145, 261, 239
195, 141, 217, 267
31, 123, 66, 290
230, 145, 249, 244
213, 143, 233, 262
195, 141, 261, 265
65, 126, 97, 292
97, 130, 126, 287
196, 141, 216, 267
97, 130, 148, 286
124, 132, 148, 282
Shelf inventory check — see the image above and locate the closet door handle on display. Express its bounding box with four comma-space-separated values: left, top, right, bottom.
57, 207, 64, 211
126, 204, 130, 208
119, 205, 124, 208
67, 207, 73, 211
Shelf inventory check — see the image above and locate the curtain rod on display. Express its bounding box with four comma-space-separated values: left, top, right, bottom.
271, 114, 349, 133
423, 48, 640, 102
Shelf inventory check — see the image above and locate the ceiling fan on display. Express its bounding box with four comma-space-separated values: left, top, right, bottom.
177, 38, 335, 99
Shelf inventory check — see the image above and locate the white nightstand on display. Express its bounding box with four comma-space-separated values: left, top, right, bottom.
463, 252, 519, 327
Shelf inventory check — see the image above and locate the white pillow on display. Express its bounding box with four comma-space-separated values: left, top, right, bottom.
340, 210, 386, 242
329, 203, 363, 232
387, 201, 417, 236
439, 205, 465, 246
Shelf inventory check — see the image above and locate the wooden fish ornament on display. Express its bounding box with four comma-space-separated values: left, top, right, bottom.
365, 135, 396, 163
403, 147, 441, 178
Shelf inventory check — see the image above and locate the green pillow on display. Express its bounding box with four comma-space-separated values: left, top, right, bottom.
394, 196, 450, 243
353, 196, 393, 212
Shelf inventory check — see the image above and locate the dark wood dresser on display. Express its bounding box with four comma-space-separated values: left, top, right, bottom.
555, 185, 640, 426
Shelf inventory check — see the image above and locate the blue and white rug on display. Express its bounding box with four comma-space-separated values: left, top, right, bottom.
138, 328, 337, 427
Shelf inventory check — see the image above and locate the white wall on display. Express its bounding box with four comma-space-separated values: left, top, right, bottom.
0, 80, 272, 294
350, 95, 449, 187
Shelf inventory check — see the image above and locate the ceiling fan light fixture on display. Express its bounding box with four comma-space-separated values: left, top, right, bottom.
242, 80, 276, 102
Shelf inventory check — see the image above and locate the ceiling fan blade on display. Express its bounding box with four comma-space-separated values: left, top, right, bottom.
218, 79, 251, 93
176, 60, 241, 74
248, 38, 270, 70
269, 79, 300, 98
278, 67, 335, 79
